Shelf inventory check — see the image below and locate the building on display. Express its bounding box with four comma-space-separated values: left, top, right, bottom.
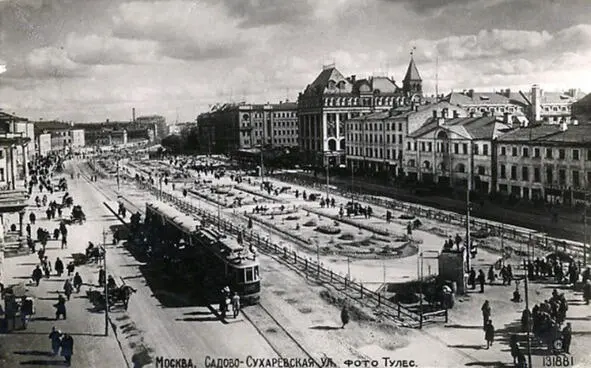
70, 129, 85, 148
0, 112, 34, 182
135, 115, 167, 139
37, 133, 51, 157
198, 101, 299, 154
298, 58, 423, 167
445, 85, 583, 125
346, 101, 468, 176
404, 113, 513, 192
495, 121, 591, 204
572, 92, 591, 123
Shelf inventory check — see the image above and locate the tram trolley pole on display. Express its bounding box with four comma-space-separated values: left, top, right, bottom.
102, 228, 109, 336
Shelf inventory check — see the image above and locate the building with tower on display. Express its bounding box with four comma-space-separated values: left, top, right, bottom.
297, 56, 423, 167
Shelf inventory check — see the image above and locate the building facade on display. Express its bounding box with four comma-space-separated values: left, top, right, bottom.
405, 113, 513, 192
135, 115, 167, 139
199, 101, 299, 154
70, 129, 85, 148
346, 101, 468, 176
37, 133, 51, 157
298, 58, 422, 167
495, 121, 591, 204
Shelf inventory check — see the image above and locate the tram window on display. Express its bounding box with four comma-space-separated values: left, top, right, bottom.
254, 266, 259, 280
246, 268, 254, 282
237, 270, 245, 283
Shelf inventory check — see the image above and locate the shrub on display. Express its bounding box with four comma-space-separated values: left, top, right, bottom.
285, 215, 300, 221
339, 233, 355, 240
316, 225, 341, 235
303, 220, 317, 227
399, 214, 415, 220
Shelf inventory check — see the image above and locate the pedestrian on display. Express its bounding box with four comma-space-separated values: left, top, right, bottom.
32, 265, 43, 286
468, 267, 476, 289
484, 319, 495, 349
481, 300, 491, 328
29, 212, 36, 225
55, 257, 64, 277
516, 350, 526, 368
26, 223, 31, 237
60, 333, 74, 366
341, 305, 350, 328
510, 334, 519, 364
584, 279, 591, 305
66, 262, 75, 277
219, 294, 227, 319
562, 322, 572, 354
20, 296, 32, 329
73, 272, 83, 293
63, 279, 73, 301
53, 228, 60, 240
487, 265, 495, 285
231, 292, 241, 318
54, 293, 67, 320
49, 327, 62, 356
98, 267, 105, 287
507, 264, 513, 285
61, 234, 67, 249
477, 269, 486, 293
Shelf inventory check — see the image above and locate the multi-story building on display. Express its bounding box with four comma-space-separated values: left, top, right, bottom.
495, 121, 591, 204
135, 115, 167, 138
70, 129, 85, 148
445, 85, 583, 125
37, 133, 51, 157
404, 113, 513, 192
345, 101, 467, 176
298, 58, 423, 167
198, 101, 299, 154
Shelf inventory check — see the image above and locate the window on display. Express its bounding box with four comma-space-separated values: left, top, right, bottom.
454, 144, 459, 154
483, 144, 488, 156
478, 166, 485, 175
512, 147, 518, 156
522, 167, 529, 181
534, 148, 540, 158
398, 135, 403, 144
407, 142, 411, 150
588, 149, 591, 161
559, 149, 565, 160
501, 146, 506, 156
398, 122, 403, 131
534, 168, 540, 182
511, 165, 517, 180
546, 168, 553, 183
500, 165, 506, 179
0, 168, 3, 181
246, 268, 254, 282
559, 169, 566, 185
462, 143, 468, 154
573, 170, 580, 188
546, 148, 553, 159
421, 142, 426, 151
474, 144, 479, 155
413, 142, 417, 151
523, 147, 529, 158
427, 142, 432, 152
573, 149, 580, 161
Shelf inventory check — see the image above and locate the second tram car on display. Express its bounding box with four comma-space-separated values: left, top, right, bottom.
143, 200, 260, 303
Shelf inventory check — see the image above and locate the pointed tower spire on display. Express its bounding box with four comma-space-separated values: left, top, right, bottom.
403, 47, 422, 97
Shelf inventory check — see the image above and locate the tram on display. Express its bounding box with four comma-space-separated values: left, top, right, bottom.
142, 200, 260, 303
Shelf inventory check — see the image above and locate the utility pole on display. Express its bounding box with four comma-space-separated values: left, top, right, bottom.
325, 154, 330, 202
501, 222, 505, 268
351, 162, 355, 202
116, 158, 120, 192
523, 259, 532, 368
102, 228, 109, 337
466, 142, 472, 272
260, 147, 264, 190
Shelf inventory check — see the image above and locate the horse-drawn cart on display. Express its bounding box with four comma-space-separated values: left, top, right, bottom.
86, 278, 136, 311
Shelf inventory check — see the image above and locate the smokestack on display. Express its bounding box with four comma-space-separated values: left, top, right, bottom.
532, 84, 541, 123
132, 108, 136, 123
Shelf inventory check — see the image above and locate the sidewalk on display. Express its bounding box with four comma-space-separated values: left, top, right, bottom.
0, 174, 129, 368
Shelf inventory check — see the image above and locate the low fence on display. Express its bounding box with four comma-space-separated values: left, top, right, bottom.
133, 180, 446, 328
276, 175, 586, 261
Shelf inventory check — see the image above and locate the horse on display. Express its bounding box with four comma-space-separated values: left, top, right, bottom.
110, 285, 137, 310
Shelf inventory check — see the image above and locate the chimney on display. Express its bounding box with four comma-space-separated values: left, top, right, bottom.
531, 84, 541, 122
132, 108, 136, 123
432, 110, 438, 118
559, 120, 568, 132
505, 88, 511, 98
437, 117, 445, 126
469, 111, 476, 118
468, 89, 474, 98
453, 110, 459, 118
350, 75, 356, 82
414, 105, 419, 112
503, 112, 511, 125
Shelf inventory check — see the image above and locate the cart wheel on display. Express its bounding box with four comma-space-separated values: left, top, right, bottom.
553, 339, 563, 351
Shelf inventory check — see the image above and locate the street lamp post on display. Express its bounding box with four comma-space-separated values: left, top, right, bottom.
522, 259, 533, 368
102, 228, 109, 336
325, 154, 330, 202
466, 142, 472, 272
584, 193, 588, 267
260, 147, 264, 191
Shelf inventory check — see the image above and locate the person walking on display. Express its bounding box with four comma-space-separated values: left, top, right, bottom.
20, 296, 32, 329
54, 294, 67, 320
60, 333, 74, 366
477, 269, 486, 293
29, 212, 36, 225
32, 265, 43, 286
26, 223, 31, 237
98, 267, 106, 287
481, 300, 491, 328
487, 265, 495, 285
562, 322, 572, 354
66, 262, 75, 277
55, 257, 64, 277
63, 279, 73, 301
49, 327, 62, 356
231, 292, 241, 318
341, 305, 350, 328
468, 268, 476, 290
510, 334, 520, 364
73, 272, 83, 293
484, 319, 495, 349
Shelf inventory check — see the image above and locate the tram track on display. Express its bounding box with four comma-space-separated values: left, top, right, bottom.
79, 161, 324, 365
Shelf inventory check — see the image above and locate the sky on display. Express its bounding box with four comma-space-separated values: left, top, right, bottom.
0, 0, 590, 123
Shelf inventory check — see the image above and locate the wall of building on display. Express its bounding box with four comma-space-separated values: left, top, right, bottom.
37, 133, 51, 157
70, 129, 85, 148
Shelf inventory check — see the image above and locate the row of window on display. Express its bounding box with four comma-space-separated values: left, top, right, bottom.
347, 134, 404, 144
347, 146, 403, 160
347, 121, 404, 132
499, 165, 591, 187
405, 141, 490, 156
501, 146, 591, 161
250, 112, 297, 118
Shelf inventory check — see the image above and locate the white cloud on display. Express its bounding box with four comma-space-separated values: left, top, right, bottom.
65, 33, 160, 65
3, 46, 88, 79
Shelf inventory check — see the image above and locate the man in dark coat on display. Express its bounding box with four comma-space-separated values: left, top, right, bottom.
54, 294, 67, 320
484, 320, 495, 349
481, 300, 491, 328
468, 268, 476, 289
477, 269, 486, 293
61, 333, 74, 366
55, 258, 64, 277
562, 322, 572, 354
32, 265, 43, 286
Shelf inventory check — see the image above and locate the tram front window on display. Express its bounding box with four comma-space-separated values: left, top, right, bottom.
254, 266, 259, 281
237, 269, 246, 283
246, 268, 254, 282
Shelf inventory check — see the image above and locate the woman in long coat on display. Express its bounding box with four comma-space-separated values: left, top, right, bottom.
60, 333, 74, 365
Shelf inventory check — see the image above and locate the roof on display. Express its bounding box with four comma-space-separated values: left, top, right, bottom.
446, 92, 512, 106
0, 111, 28, 122
403, 58, 421, 82
308, 67, 349, 91
498, 124, 591, 144
409, 116, 512, 140
269, 102, 298, 110
352, 76, 398, 94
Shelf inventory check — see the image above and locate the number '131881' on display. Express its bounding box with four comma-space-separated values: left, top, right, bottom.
543, 356, 575, 366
